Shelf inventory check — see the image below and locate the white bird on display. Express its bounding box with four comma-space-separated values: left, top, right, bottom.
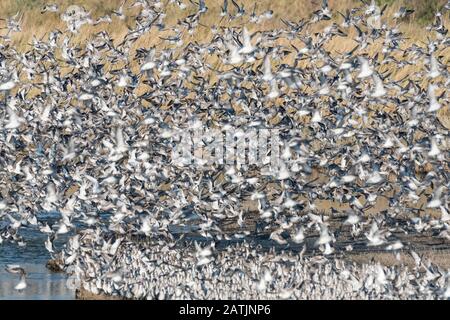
428, 137, 441, 157
440, 206, 450, 222
269, 230, 287, 245
386, 241, 403, 251
292, 226, 305, 244
427, 186, 445, 208
366, 171, 385, 185
267, 79, 280, 99
239, 28, 255, 54
0, 78, 17, 91
357, 57, 373, 78
371, 74, 386, 98
14, 274, 27, 291
5, 265, 27, 291
41, 4, 59, 13
375, 264, 387, 287
226, 43, 243, 65
115, 127, 129, 154
344, 213, 361, 225
5, 106, 25, 130
311, 110, 322, 123
365, 221, 386, 246
427, 84, 441, 112
428, 54, 441, 78
443, 284, 450, 299
262, 55, 274, 82
315, 224, 333, 246
45, 235, 54, 253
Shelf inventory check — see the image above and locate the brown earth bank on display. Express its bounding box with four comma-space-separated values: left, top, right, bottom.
75, 288, 128, 300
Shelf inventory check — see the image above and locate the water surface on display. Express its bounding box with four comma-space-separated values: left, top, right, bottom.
0, 224, 75, 300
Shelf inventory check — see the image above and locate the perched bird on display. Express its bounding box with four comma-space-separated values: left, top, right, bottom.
5, 265, 27, 291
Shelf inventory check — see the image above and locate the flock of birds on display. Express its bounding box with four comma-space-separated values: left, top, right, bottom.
0, 0, 449, 299
68, 234, 450, 299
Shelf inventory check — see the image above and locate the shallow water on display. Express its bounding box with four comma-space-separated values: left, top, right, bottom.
0, 227, 75, 300
0, 263, 74, 300
0, 210, 444, 300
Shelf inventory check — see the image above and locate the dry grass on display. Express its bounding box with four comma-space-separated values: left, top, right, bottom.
437, 106, 450, 130
1, 0, 448, 125
1, 1, 448, 82
1, 0, 448, 48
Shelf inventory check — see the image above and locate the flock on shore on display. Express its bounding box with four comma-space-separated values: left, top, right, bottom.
0, 0, 449, 299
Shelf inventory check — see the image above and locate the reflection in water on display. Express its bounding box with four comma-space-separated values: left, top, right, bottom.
0, 223, 75, 300
0, 264, 74, 300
